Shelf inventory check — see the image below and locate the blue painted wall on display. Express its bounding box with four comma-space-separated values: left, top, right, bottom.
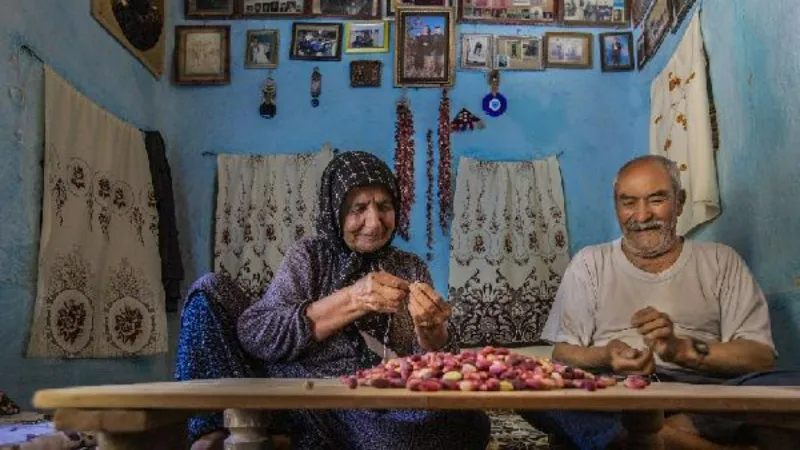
0, 0, 177, 409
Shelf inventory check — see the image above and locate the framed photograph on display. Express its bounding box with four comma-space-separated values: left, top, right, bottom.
495, 35, 543, 71
345, 21, 389, 53
312, 0, 380, 18
245, 29, 279, 68
632, 0, 654, 28
91, 0, 166, 78
544, 32, 592, 69
460, 34, 494, 71
636, 31, 647, 70
290, 22, 343, 61
385, 0, 450, 19
671, 0, 695, 32
350, 60, 383, 87
395, 7, 455, 87
599, 32, 633, 71
185, 0, 235, 18
643, 0, 672, 60
240, 0, 306, 16
459, 0, 557, 25
174, 25, 230, 85
562, 0, 629, 26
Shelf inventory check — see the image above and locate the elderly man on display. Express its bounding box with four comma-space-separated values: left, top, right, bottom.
524, 155, 798, 450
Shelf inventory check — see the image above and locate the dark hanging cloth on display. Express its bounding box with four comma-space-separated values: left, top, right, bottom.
143, 130, 184, 312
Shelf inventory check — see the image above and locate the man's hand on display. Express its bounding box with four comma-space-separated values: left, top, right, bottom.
606, 339, 656, 375
631, 306, 680, 361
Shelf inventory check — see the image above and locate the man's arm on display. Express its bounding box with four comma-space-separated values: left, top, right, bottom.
671, 337, 775, 375
552, 342, 609, 370
553, 340, 656, 375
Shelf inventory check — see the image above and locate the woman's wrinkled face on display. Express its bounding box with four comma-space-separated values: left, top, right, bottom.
341, 185, 395, 253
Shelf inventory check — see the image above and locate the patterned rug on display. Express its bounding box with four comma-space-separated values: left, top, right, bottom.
487, 410, 550, 450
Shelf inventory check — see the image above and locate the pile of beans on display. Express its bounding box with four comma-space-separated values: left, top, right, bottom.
341, 346, 651, 391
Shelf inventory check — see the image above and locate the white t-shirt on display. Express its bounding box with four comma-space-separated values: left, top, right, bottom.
542, 239, 775, 372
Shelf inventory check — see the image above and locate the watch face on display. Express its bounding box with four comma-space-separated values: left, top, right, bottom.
693, 339, 710, 355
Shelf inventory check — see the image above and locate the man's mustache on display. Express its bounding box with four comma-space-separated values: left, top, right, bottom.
626, 219, 665, 232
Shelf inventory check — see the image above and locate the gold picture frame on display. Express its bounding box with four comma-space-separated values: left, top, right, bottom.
344, 21, 389, 53
91, 0, 167, 78
174, 25, 231, 85
544, 32, 593, 69
394, 6, 455, 87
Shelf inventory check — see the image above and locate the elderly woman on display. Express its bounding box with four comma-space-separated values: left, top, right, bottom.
230, 151, 490, 449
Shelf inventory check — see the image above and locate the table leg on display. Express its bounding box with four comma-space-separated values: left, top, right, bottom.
622, 410, 664, 450
224, 409, 273, 450
97, 421, 187, 449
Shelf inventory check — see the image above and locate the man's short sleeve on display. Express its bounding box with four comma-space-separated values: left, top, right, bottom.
541, 250, 597, 346
718, 246, 776, 352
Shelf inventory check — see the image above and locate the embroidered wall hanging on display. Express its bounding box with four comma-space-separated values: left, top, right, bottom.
350, 60, 382, 88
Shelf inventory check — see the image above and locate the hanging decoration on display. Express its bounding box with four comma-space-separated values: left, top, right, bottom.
394, 90, 415, 240
259, 72, 277, 119
438, 88, 453, 233
451, 108, 485, 132
311, 67, 322, 107
482, 70, 507, 117
425, 129, 434, 261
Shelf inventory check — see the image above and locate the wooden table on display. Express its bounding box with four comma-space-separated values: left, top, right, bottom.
33, 378, 800, 450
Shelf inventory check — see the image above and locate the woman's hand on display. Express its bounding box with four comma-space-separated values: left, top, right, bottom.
349, 271, 409, 314
408, 282, 451, 329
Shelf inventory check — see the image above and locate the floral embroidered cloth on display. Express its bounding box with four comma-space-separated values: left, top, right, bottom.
650, 12, 720, 235
26, 67, 166, 358
448, 156, 570, 348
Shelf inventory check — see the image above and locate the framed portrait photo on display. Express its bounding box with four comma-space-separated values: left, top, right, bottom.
495, 35, 543, 71
312, 0, 380, 18
345, 21, 389, 53
290, 22, 343, 61
544, 32, 593, 69
91, 0, 166, 78
174, 25, 230, 85
394, 6, 455, 87
643, 0, 672, 60
245, 29, 279, 68
599, 32, 633, 71
631, 0, 654, 28
240, 0, 306, 17
459, 33, 494, 71
636, 31, 648, 70
562, 0, 629, 27
459, 0, 557, 25
185, 0, 235, 18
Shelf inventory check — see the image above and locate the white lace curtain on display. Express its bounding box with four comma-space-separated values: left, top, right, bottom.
213, 145, 334, 301
448, 155, 570, 348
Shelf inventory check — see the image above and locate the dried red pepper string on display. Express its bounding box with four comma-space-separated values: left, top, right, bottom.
426, 129, 434, 261
394, 98, 415, 240
438, 88, 452, 233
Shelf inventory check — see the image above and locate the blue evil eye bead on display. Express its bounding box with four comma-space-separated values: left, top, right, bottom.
311, 98, 320, 108
482, 92, 507, 117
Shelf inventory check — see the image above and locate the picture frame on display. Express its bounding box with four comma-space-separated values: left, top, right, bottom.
350, 60, 383, 87
91, 0, 166, 78
631, 0, 654, 28
174, 25, 231, 85
636, 31, 648, 70
394, 6, 455, 87
289, 22, 343, 61
185, 0, 236, 18
544, 32, 593, 69
599, 32, 634, 72
458, 0, 557, 25
245, 29, 279, 69
240, 0, 307, 17
671, 0, 695, 32
459, 33, 494, 71
643, 0, 672, 60
312, 0, 381, 18
385, 0, 449, 19
344, 21, 390, 53
562, 0, 629, 27
494, 35, 544, 71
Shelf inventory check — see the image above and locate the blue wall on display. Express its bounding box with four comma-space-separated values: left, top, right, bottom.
0, 0, 177, 409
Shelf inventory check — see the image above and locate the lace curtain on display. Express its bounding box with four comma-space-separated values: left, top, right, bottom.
448, 156, 570, 348
213, 146, 333, 301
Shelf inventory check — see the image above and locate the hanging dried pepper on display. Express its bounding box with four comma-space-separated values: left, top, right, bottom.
426, 129, 434, 261
438, 88, 452, 233
394, 97, 415, 240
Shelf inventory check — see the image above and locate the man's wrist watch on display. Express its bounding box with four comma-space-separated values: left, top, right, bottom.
689, 337, 710, 365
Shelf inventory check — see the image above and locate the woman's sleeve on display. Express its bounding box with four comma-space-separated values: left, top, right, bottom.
236, 241, 318, 362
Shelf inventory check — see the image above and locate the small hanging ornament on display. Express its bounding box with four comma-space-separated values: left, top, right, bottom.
451, 108, 485, 132
259, 72, 277, 119
311, 67, 322, 108
482, 70, 507, 117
